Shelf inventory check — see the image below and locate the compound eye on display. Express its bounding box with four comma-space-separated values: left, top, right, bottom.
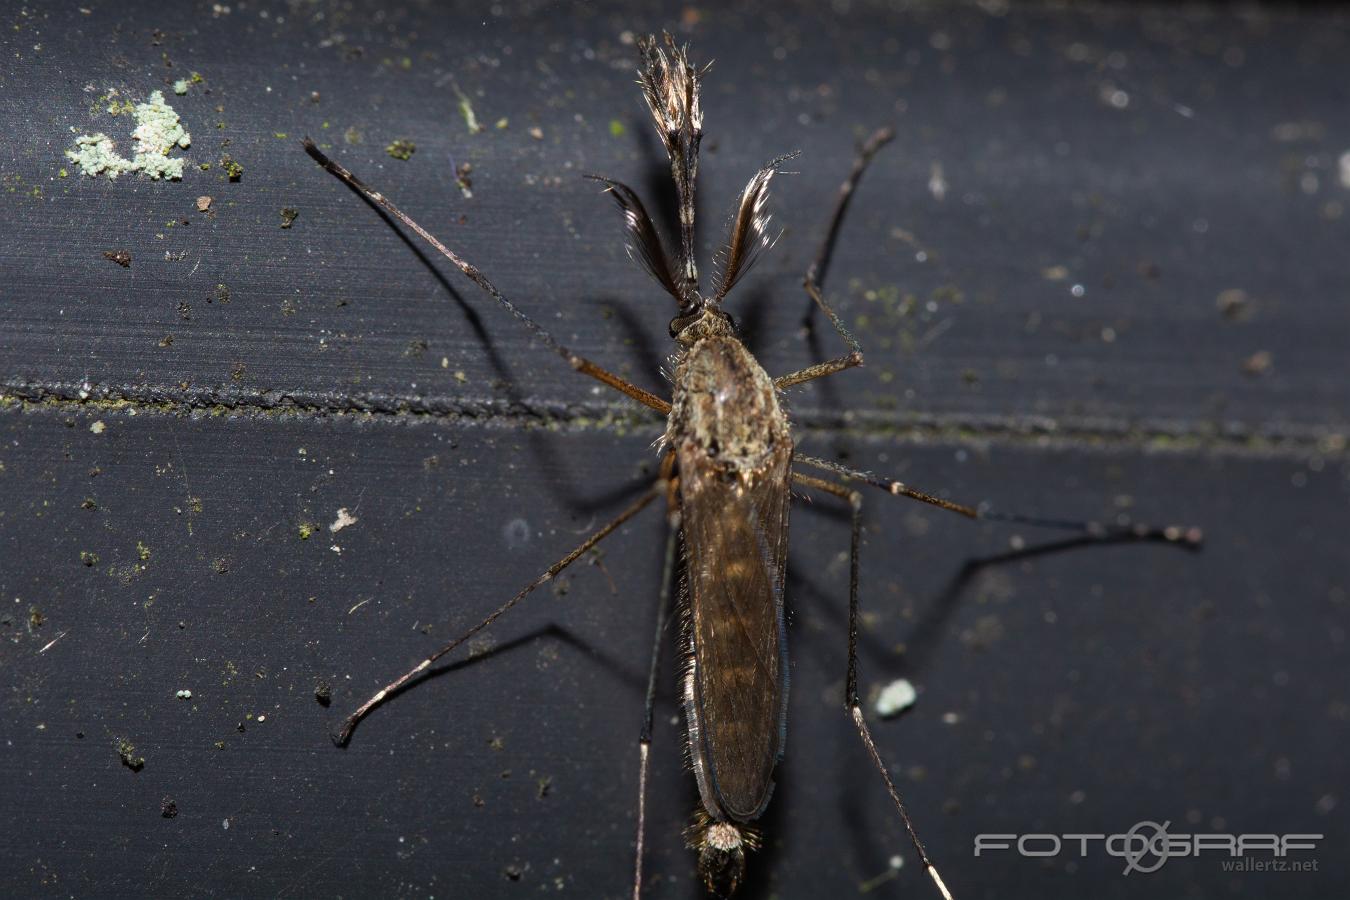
669, 313, 698, 338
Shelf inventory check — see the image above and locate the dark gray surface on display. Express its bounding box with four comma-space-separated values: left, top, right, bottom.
2, 2, 1347, 899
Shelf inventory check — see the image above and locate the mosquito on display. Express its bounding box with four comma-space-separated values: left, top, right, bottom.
303, 33, 1201, 899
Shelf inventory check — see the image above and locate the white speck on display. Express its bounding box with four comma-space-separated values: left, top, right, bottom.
875, 678, 917, 718
222, 818, 230, 830
257, 714, 266, 722
1070, 283, 1085, 297
330, 544, 342, 554
1339, 152, 1350, 189
927, 162, 947, 201
889, 854, 904, 870
1107, 88, 1129, 109
941, 711, 961, 725
89, 421, 105, 434
330, 507, 358, 533
175, 689, 192, 699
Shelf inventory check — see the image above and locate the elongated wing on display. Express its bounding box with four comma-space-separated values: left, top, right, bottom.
679, 442, 792, 822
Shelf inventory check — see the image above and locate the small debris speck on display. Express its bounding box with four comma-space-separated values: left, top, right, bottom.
330, 508, 358, 533
315, 682, 332, 707
175, 689, 192, 700
196, 195, 212, 212
103, 250, 132, 268
1242, 350, 1273, 377
161, 797, 178, 818
89, 420, 106, 434
280, 207, 299, 229
1216, 289, 1252, 321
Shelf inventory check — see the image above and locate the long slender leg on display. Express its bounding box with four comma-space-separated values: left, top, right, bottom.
334, 482, 663, 746
775, 128, 896, 391
303, 139, 671, 415
796, 453, 1203, 545
633, 516, 680, 900
792, 472, 955, 900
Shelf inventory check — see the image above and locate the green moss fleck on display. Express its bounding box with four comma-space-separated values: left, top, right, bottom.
385, 139, 415, 161
608, 119, 625, 137
115, 737, 145, 771
455, 87, 482, 134
220, 155, 243, 181
137, 541, 151, 561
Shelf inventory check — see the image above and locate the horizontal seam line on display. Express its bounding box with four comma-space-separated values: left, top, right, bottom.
0, 379, 1343, 460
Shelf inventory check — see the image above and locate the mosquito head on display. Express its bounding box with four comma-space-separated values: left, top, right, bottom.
670, 305, 736, 345
687, 814, 758, 897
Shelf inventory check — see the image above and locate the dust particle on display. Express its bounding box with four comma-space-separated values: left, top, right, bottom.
1216, 289, 1252, 321
1242, 350, 1273, 377
196, 195, 212, 212
280, 207, 299, 229
103, 250, 132, 268
89, 420, 106, 434
314, 682, 332, 707
161, 797, 178, 818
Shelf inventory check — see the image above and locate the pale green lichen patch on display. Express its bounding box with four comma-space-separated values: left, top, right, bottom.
66, 90, 191, 180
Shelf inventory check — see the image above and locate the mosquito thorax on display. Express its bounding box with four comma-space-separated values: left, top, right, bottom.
666, 312, 790, 477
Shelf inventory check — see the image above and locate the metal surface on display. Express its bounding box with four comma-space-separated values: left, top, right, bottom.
2, 2, 1346, 898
